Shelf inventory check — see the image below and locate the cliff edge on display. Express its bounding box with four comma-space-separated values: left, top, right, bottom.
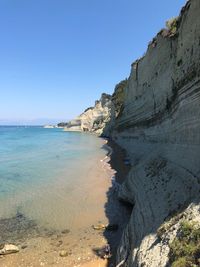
64, 93, 112, 135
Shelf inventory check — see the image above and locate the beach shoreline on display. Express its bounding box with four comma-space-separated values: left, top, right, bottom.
0, 137, 131, 267
81, 138, 132, 267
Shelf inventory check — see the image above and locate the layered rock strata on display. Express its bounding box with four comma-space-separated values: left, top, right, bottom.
64, 93, 111, 135
109, 1, 200, 266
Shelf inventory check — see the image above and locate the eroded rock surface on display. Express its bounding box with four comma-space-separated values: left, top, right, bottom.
64, 93, 112, 135
108, 1, 200, 266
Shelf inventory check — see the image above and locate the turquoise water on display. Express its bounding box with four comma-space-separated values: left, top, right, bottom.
0, 126, 107, 230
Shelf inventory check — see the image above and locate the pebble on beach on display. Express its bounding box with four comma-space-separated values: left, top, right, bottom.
0, 244, 20, 255
59, 250, 70, 257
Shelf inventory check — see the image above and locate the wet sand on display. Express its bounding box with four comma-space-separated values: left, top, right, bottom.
0, 139, 131, 267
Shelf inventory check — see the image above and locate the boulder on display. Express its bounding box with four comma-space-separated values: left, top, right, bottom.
0, 244, 20, 255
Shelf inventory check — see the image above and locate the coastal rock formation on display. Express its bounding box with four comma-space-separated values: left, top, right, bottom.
108, 1, 200, 266
103, 79, 128, 137
64, 93, 112, 135
62, 0, 200, 266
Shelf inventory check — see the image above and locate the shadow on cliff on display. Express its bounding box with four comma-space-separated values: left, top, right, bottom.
95, 132, 200, 267
97, 137, 200, 267
93, 138, 133, 266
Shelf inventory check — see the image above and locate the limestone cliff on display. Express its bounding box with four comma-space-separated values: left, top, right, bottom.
64, 93, 112, 135
107, 1, 200, 266
64, 1, 200, 266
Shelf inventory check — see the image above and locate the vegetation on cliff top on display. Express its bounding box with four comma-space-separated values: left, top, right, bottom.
166, 17, 179, 36
112, 79, 128, 118
57, 122, 68, 127
169, 221, 200, 267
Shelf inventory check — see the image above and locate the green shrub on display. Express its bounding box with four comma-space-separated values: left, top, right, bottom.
172, 257, 187, 267
112, 79, 128, 118
169, 221, 200, 267
166, 17, 178, 35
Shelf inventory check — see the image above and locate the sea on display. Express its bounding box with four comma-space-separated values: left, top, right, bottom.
0, 126, 108, 232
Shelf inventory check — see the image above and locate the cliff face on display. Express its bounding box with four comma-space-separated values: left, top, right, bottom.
107, 1, 200, 266
64, 1, 200, 266
65, 93, 112, 135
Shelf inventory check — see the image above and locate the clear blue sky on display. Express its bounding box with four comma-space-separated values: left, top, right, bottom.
0, 0, 186, 125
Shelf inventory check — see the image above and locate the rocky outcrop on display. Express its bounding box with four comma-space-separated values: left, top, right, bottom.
64, 93, 112, 135
0, 244, 19, 255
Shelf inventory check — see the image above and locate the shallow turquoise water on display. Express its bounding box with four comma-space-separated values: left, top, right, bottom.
0, 126, 107, 230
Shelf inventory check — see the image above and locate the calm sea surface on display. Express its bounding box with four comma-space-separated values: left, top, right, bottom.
0, 126, 107, 230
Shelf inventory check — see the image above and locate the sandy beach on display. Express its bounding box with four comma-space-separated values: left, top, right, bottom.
0, 139, 131, 267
